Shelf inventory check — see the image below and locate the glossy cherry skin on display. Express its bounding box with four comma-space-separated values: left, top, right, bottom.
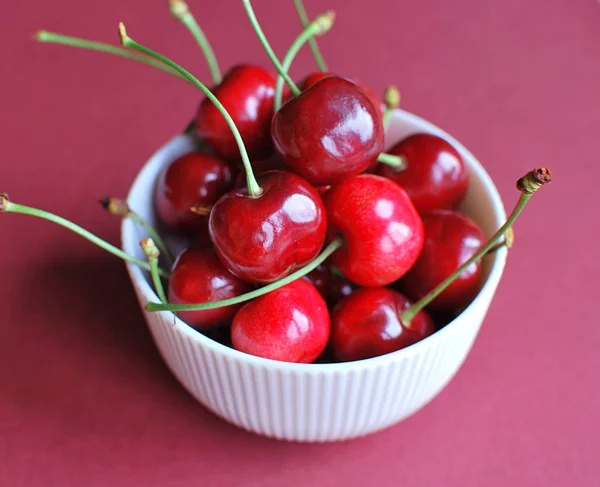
377, 134, 469, 215
303, 264, 355, 307
154, 151, 232, 235
231, 279, 330, 363
283, 72, 385, 115
195, 65, 276, 160
331, 287, 436, 362
209, 170, 327, 283
398, 209, 485, 312
168, 247, 253, 330
324, 174, 424, 287
272, 76, 384, 186
300, 72, 384, 114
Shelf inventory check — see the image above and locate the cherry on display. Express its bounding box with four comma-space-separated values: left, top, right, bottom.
324, 174, 424, 287
299, 72, 384, 114
231, 279, 330, 363
168, 246, 253, 329
154, 151, 233, 235
195, 65, 276, 160
377, 134, 469, 215
398, 209, 485, 313
209, 170, 327, 283
331, 287, 436, 362
272, 76, 384, 186
281, 72, 384, 114
303, 263, 355, 307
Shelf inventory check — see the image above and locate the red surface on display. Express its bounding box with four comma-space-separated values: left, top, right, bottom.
0, 0, 598, 485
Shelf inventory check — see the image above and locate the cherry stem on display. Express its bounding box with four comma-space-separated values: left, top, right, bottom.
242, 0, 301, 96
168, 0, 222, 85
383, 85, 400, 131
293, 0, 328, 72
146, 236, 344, 312
100, 196, 174, 264
400, 168, 552, 325
0, 193, 168, 278
274, 11, 335, 111
141, 238, 168, 303
118, 23, 263, 198
34, 31, 189, 83
377, 152, 407, 170
487, 227, 514, 254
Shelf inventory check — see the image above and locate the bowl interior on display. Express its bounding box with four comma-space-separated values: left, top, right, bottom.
121, 109, 507, 367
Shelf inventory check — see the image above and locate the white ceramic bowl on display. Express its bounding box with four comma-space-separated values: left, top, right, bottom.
121, 109, 508, 442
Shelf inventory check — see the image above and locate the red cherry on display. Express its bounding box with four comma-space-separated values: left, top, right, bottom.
303, 264, 355, 307
324, 174, 424, 287
209, 170, 327, 283
154, 151, 233, 235
377, 134, 469, 215
398, 209, 485, 312
168, 246, 253, 330
231, 279, 330, 363
272, 76, 384, 186
284, 72, 385, 115
331, 287, 436, 362
195, 65, 276, 160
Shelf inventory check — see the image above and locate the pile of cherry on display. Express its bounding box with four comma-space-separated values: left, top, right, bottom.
158, 87, 479, 363
1, 0, 550, 365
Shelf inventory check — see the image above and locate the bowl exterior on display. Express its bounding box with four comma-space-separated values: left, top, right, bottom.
122, 110, 507, 442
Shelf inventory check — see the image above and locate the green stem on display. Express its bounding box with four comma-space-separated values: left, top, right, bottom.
129, 212, 174, 264
274, 11, 335, 111
34, 31, 189, 83
141, 238, 168, 303
1, 197, 168, 278
377, 152, 406, 170
118, 23, 262, 198
100, 196, 174, 264
401, 167, 553, 325
242, 0, 301, 96
147, 236, 343, 312
169, 0, 222, 85
293, 0, 328, 71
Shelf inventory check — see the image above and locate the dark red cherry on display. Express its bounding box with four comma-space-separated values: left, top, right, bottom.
283, 72, 385, 115
231, 279, 330, 363
324, 174, 424, 287
195, 65, 276, 160
168, 246, 253, 330
377, 134, 469, 215
154, 151, 233, 235
272, 76, 384, 186
209, 170, 327, 283
303, 264, 355, 307
398, 209, 485, 312
331, 287, 436, 362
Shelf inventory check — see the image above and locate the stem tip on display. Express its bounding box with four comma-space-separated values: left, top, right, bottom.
140, 237, 160, 260
384, 85, 401, 109
314, 10, 336, 34
118, 22, 129, 46
517, 168, 552, 194
169, 0, 189, 18
190, 205, 212, 216
0, 193, 9, 213
34, 30, 48, 42
100, 196, 130, 218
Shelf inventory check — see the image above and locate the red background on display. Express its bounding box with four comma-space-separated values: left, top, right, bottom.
1, 0, 598, 485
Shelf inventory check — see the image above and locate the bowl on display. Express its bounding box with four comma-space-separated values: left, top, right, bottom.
120, 108, 508, 442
